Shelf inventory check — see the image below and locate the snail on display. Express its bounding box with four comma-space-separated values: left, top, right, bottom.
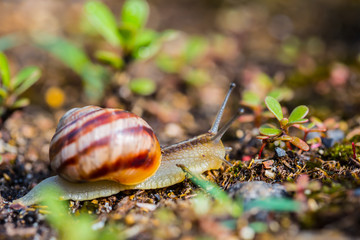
13, 83, 242, 206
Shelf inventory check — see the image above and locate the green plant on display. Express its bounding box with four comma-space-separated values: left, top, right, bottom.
34, 35, 108, 102
84, 0, 167, 66
257, 96, 310, 157
240, 72, 293, 127
0, 52, 41, 124
156, 35, 210, 86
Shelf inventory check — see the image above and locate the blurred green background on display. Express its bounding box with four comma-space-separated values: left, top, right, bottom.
1, 0, 360, 122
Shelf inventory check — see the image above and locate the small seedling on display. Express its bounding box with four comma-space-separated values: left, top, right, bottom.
0, 52, 41, 124
257, 96, 310, 157
156, 35, 209, 86
240, 73, 293, 127
85, 0, 168, 66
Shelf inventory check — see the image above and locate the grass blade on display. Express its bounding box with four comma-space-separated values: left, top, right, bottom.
13, 66, 40, 89
0, 52, 10, 88
13, 68, 41, 96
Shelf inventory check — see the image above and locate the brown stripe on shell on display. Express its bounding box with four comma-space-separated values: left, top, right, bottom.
55, 107, 103, 135
50, 109, 133, 161
56, 125, 160, 183
87, 149, 152, 180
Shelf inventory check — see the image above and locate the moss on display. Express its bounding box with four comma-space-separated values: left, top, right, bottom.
324, 143, 353, 163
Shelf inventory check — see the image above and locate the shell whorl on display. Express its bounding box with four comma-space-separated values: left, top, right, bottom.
49, 106, 161, 185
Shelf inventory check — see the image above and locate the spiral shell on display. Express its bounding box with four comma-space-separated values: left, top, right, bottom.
49, 106, 161, 185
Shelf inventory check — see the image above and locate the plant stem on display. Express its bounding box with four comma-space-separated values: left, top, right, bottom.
352, 142, 356, 159
258, 141, 267, 158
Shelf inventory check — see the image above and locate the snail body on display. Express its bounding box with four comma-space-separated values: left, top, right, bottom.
14, 84, 240, 206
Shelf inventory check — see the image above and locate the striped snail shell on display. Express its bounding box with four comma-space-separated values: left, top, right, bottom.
49, 106, 161, 185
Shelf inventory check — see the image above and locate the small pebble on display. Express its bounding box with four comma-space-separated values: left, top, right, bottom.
327, 129, 345, 143
264, 170, 276, 179
275, 147, 287, 158
240, 226, 255, 240
228, 181, 288, 204
322, 129, 345, 148
91, 220, 105, 230
353, 188, 360, 197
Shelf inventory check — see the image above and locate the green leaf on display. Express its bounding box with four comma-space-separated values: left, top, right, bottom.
11, 98, 30, 109
249, 222, 268, 233
14, 67, 41, 96
129, 78, 156, 95
85, 1, 122, 47
184, 68, 209, 86
255, 73, 273, 89
121, 0, 149, 30
265, 96, 283, 121
246, 197, 300, 212
0, 88, 7, 99
259, 124, 282, 136
287, 118, 308, 125
288, 105, 309, 123
290, 136, 310, 151
269, 87, 294, 102
132, 30, 160, 59
242, 91, 261, 107
36, 36, 90, 74
12, 66, 41, 89
0, 52, 10, 88
184, 37, 207, 63
95, 50, 124, 69
81, 64, 109, 101
277, 135, 292, 141
156, 54, 181, 73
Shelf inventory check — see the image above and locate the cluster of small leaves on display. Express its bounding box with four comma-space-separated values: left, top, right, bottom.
240, 73, 293, 127
156, 36, 210, 86
0, 52, 41, 123
84, 0, 169, 96
257, 96, 310, 157
85, 0, 163, 65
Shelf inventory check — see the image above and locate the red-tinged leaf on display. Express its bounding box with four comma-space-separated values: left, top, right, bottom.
287, 118, 308, 125
290, 136, 310, 151
308, 127, 327, 133
265, 96, 283, 121
288, 105, 309, 123
277, 135, 292, 141
259, 124, 282, 136
257, 135, 270, 140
